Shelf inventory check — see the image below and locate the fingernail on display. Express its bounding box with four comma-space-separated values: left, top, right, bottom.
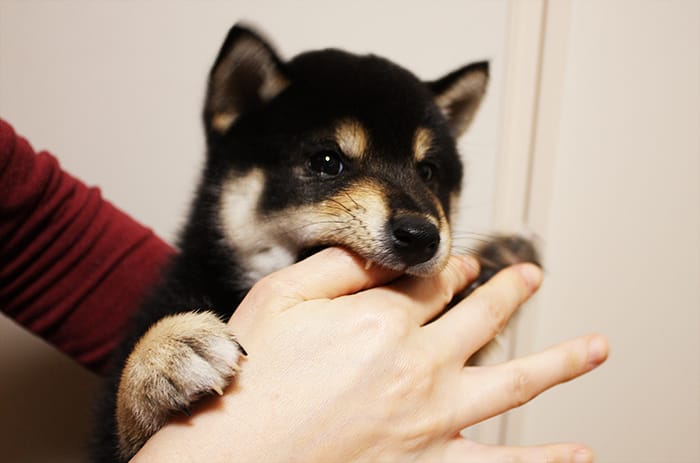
573, 447, 594, 463
588, 336, 609, 368
516, 263, 543, 290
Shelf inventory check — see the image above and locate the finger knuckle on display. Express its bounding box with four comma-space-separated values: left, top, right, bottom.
251, 273, 294, 298
356, 308, 408, 340
387, 351, 439, 402
510, 367, 534, 407
483, 296, 508, 338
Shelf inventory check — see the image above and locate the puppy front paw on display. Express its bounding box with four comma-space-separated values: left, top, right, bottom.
116, 311, 244, 460
469, 234, 540, 290
465, 235, 539, 365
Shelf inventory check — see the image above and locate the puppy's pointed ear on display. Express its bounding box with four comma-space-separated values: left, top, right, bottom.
428, 61, 489, 137
204, 25, 289, 134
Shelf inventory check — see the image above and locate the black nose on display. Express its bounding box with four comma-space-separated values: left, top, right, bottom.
390, 215, 440, 267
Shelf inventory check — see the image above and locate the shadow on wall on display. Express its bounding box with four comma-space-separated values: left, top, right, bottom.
0, 321, 100, 463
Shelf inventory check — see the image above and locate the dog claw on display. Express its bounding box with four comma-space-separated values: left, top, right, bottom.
236, 341, 248, 357
364, 259, 374, 270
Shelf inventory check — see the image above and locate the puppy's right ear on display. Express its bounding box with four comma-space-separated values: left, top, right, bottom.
204, 24, 288, 134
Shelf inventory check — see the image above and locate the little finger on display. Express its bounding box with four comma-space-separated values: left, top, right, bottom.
440, 437, 595, 463
456, 334, 609, 426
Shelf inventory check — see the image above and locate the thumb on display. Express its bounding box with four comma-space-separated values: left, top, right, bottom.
239, 247, 401, 314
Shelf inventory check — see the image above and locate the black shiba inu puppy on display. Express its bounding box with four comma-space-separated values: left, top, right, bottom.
91, 24, 537, 462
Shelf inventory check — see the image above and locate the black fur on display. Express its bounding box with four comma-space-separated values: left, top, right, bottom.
90, 23, 499, 462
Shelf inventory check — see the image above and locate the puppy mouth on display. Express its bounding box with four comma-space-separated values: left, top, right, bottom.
296, 245, 330, 262
296, 245, 393, 277
295, 244, 437, 276
293, 224, 448, 276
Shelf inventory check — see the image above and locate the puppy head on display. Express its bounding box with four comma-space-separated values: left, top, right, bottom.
201, 24, 489, 283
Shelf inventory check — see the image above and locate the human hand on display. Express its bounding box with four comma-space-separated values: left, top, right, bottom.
133, 248, 608, 463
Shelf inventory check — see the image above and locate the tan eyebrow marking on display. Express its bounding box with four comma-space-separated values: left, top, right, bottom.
335, 119, 368, 160
413, 127, 434, 162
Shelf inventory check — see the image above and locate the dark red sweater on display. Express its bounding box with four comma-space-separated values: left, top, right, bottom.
0, 119, 175, 374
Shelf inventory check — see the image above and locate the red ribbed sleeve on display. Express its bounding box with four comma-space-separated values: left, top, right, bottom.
0, 119, 175, 374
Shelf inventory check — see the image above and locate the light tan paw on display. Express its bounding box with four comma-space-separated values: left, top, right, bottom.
116, 311, 244, 460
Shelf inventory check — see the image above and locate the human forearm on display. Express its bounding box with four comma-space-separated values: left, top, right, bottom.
0, 119, 175, 373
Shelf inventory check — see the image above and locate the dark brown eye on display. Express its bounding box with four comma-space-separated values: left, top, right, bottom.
417, 162, 437, 183
308, 151, 344, 176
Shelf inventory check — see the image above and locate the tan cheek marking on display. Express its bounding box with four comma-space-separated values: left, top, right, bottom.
278, 179, 389, 251
413, 127, 434, 162
219, 169, 297, 282
335, 119, 368, 160
212, 113, 237, 132
319, 181, 388, 244
433, 196, 453, 270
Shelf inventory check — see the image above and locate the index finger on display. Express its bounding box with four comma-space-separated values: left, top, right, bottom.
423, 263, 542, 361
385, 255, 480, 325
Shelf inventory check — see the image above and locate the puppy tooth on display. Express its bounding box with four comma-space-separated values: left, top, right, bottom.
364, 259, 373, 270
212, 385, 224, 396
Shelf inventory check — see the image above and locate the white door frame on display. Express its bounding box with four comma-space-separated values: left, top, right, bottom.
467, 0, 573, 444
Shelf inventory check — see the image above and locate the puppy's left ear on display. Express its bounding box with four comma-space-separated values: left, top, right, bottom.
428, 61, 489, 137
204, 24, 289, 134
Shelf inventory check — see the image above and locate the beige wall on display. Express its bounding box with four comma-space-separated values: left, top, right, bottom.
1, 1, 698, 462
0, 1, 510, 461
504, 1, 700, 462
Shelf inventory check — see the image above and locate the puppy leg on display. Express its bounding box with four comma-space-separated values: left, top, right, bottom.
466, 235, 540, 365
116, 311, 244, 460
